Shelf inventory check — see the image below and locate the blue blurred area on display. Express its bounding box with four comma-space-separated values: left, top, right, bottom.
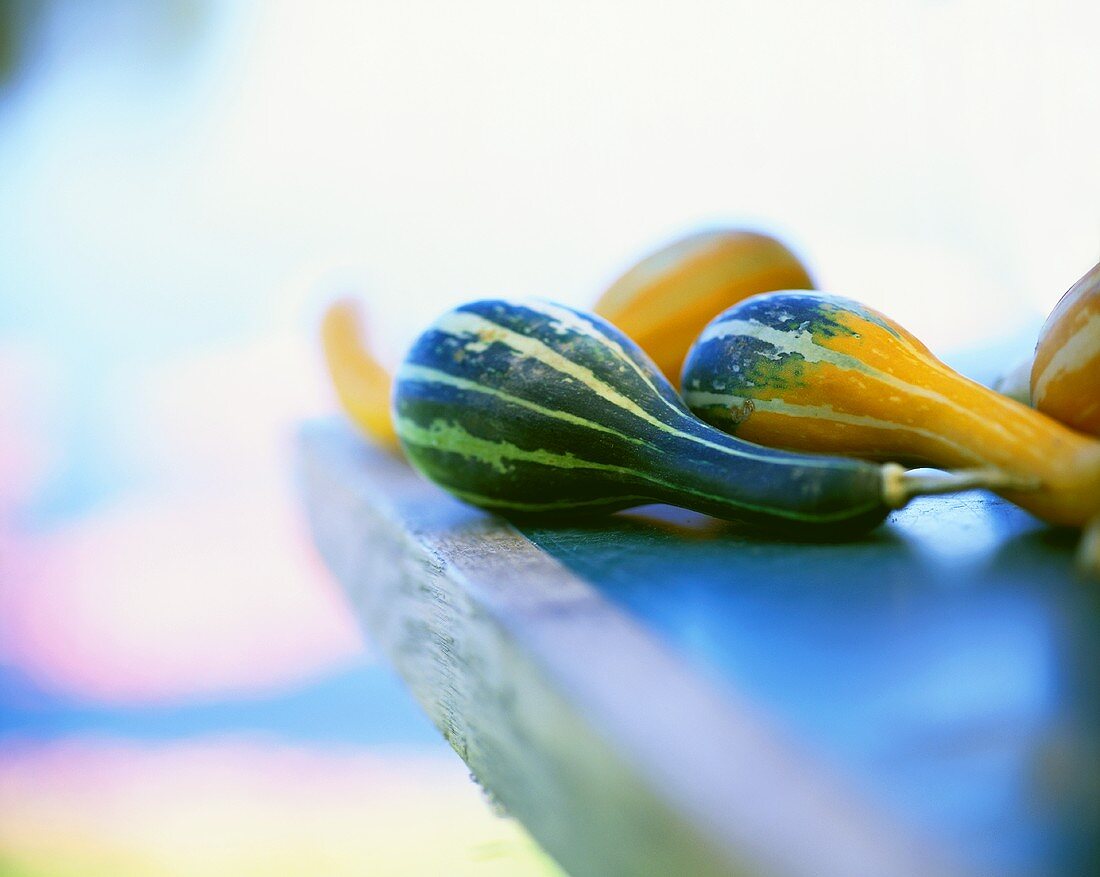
523, 501, 1100, 875
0, 4, 258, 524
0, 660, 442, 748
0, 2, 445, 767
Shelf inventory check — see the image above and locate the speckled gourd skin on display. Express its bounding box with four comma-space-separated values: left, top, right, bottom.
393, 298, 894, 534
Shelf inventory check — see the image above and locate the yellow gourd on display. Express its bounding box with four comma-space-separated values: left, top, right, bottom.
682, 291, 1100, 529
1030, 262, 1100, 574
320, 299, 399, 451
593, 229, 814, 386
1031, 261, 1100, 437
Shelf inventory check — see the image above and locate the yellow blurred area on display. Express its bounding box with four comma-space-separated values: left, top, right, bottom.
0, 741, 563, 877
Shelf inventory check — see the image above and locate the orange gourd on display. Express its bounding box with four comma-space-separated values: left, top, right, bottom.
1031, 261, 1100, 437
593, 229, 814, 386
320, 300, 399, 451
682, 291, 1100, 529
1029, 262, 1100, 573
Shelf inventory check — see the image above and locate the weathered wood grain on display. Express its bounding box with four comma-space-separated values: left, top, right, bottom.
298, 420, 968, 877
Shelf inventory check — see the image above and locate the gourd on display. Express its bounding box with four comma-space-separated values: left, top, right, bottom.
1031, 261, 1100, 436
991, 355, 1032, 406
681, 291, 1100, 528
393, 298, 1017, 534
990, 262, 1100, 422
321, 299, 399, 451
322, 229, 812, 450
593, 229, 814, 386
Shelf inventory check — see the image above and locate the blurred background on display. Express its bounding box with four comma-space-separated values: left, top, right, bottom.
0, 1, 1097, 874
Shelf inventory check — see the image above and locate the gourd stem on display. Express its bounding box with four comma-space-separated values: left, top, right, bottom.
881, 463, 1041, 509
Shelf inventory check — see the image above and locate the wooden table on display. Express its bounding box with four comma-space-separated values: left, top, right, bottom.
298, 419, 1100, 877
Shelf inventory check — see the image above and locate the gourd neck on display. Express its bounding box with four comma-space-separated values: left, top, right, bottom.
908, 366, 1100, 527
635, 421, 890, 532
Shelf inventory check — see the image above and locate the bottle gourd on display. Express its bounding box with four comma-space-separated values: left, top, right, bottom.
681, 291, 1100, 528
393, 299, 1015, 534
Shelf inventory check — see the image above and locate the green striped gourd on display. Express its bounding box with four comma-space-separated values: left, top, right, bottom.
393, 299, 1015, 534
681, 291, 1100, 528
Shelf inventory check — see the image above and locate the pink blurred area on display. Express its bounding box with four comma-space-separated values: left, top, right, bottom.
0, 332, 366, 703
2, 488, 363, 702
